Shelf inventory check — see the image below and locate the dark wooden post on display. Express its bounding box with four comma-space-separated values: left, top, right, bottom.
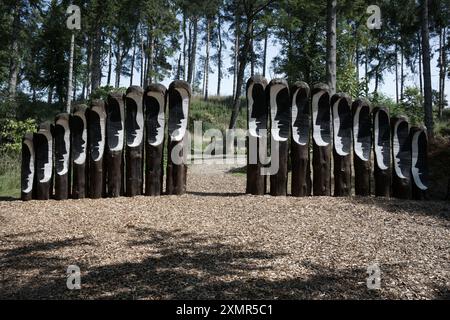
106, 93, 125, 197
246, 75, 268, 195
88, 100, 106, 199
144, 84, 166, 196
391, 116, 412, 199
291, 82, 311, 197
34, 122, 53, 200
268, 79, 290, 196
54, 113, 71, 200
331, 93, 352, 197
166, 80, 191, 195
70, 104, 88, 199
125, 86, 144, 197
21, 133, 35, 201
311, 83, 331, 196
352, 99, 372, 196
373, 107, 391, 197
411, 127, 429, 200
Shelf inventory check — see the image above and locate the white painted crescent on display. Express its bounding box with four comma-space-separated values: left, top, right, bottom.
23, 139, 35, 194
411, 130, 428, 191
170, 87, 189, 142
333, 97, 350, 156
56, 118, 70, 176
92, 106, 106, 162
40, 129, 53, 183
73, 111, 87, 165
148, 91, 165, 147
127, 97, 144, 148
312, 90, 329, 147
291, 88, 304, 146
353, 106, 369, 161
247, 83, 260, 138
393, 120, 407, 179
270, 84, 288, 142
109, 104, 124, 152
374, 111, 388, 170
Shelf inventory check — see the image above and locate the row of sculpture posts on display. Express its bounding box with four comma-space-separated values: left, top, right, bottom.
20, 77, 429, 201
21, 81, 190, 201
246, 76, 429, 200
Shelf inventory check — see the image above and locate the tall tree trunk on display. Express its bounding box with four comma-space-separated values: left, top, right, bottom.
233, 13, 240, 99
187, 18, 198, 86
48, 86, 53, 104
365, 47, 369, 97
326, 0, 337, 95
401, 45, 405, 102
217, 14, 223, 96
395, 46, 399, 104
204, 19, 210, 101
183, 14, 188, 81
176, 53, 182, 80
263, 30, 268, 77
250, 23, 255, 77
140, 28, 144, 87
421, 0, 434, 137
115, 46, 122, 88
439, 27, 447, 119
130, 33, 136, 87
418, 34, 423, 96
107, 38, 112, 86
87, 43, 93, 97
91, 27, 102, 92
146, 33, 155, 86
8, 2, 20, 101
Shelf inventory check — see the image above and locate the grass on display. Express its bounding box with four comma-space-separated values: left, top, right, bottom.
0, 151, 21, 198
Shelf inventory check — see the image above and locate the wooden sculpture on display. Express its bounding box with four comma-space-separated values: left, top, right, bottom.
391, 116, 412, 199
373, 107, 391, 197
34, 122, 53, 200
411, 127, 429, 200
70, 104, 88, 199
88, 100, 106, 199
54, 113, 71, 200
21, 133, 35, 201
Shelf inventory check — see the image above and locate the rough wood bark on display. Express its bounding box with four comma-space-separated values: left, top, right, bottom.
166, 81, 191, 195
352, 99, 372, 196
391, 116, 412, 199
373, 107, 391, 197
34, 122, 53, 200
21, 133, 35, 201
326, 0, 337, 95
217, 14, 223, 96
411, 127, 429, 200
54, 113, 71, 200
291, 82, 311, 197
88, 100, 106, 199
331, 93, 352, 197
311, 84, 331, 196
71, 104, 88, 199
204, 19, 210, 101
246, 76, 268, 195
144, 84, 166, 196
106, 93, 125, 197
125, 86, 145, 197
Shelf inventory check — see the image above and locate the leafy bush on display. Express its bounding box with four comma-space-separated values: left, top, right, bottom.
0, 118, 36, 153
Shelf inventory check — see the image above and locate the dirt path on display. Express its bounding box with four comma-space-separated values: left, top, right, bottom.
0, 166, 449, 300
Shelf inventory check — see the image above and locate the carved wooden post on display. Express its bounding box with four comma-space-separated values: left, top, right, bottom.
411, 127, 429, 200
291, 82, 311, 197
373, 107, 391, 197
88, 100, 106, 199
166, 80, 191, 195
311, 84, 331, 196
105, 93, 125, 197
21, 133, 35, 201
54, 113, 71, 200
34, 122, 53, 200
267, 79, 290, 196
125, 86, 144, 197
246, 76, 268, 195
331, 93, 352, 197
352, 99, 372, 196
144, 84, 166, 196
70, 105, 88, 199
391, 116, 412, 199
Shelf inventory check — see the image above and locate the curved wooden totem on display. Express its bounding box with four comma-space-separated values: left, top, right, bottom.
88, 100, 106, 199
144, 84, 166, 196
373, 107, 391, 197
166, 80, 191, 195
21, 133, 35, 201
106, 93, 125, 197
54, 113, 71, 200
411, 127, 429, 200
70, 104, 88, 199
311, 84, 331, 196
352, 99, 372, 196
291, 82, 311, 197
246, 76, 268, 195
34, 122, 53, 200
268, 79, 290, 196
331, 93, 352, 197
391, 116, 412, 199
125, 86, 145, 197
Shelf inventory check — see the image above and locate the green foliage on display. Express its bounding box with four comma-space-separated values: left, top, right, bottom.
0, 118, 36, 153
0, 151, 21, 198
90, 86, 126, 101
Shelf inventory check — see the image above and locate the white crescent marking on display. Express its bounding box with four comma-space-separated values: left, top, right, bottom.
270, 84, 288, 142
92, 106, 106, 162
353, 106, 369, 161
291, 88, 305, 146
170, 87, 189, 142
148, 91, 165, 147
23, 140, 35, 193
312, 90, 329, 147
127, 97, 144, 148
247, 83, 259, 138
56, 118, 70, 176
411, 131, 428, 190
393, 120, 407, 179
110, 103, 124, 152
73, 112, 87, 165
333, 98, 349, 156
40, 129, 53, 183
374, 111, 388, 170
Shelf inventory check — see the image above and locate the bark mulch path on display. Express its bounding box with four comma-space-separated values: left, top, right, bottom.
0, 165, 449, 300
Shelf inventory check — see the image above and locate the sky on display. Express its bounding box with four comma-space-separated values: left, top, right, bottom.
111, 32, 449, 104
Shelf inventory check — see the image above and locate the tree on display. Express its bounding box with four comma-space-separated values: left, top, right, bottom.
421, 0, 434, 137
326, 0, 337, 95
